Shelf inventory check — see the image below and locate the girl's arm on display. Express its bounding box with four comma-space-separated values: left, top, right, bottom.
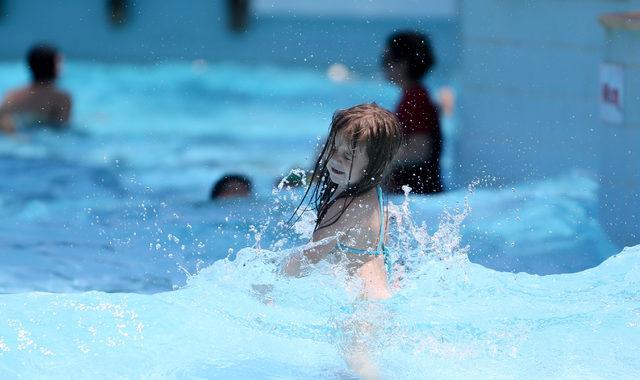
0, 114, 16, 134
282, 192, 376, 277
281, 232, 337, 277
282, 207, 372, 277
282, 198, 345, 277
0, 95, 19, 133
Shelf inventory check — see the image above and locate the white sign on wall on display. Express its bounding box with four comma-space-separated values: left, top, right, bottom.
600, 63, 624, 124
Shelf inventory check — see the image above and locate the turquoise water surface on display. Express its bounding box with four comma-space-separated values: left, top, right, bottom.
0, 62, 638, 378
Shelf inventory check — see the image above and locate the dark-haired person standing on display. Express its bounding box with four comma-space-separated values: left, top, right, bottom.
0, 44, 72, 133
382, 31, 444, 194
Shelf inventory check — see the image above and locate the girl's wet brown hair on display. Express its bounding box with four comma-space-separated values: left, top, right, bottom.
292, 103, 403, 231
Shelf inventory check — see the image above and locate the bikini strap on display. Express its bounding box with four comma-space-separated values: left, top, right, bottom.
376, 185, 385, 252
376, 186, 394, 275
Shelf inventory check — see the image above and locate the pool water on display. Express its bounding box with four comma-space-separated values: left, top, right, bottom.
0, 61, 459, 293
0, 62, 638, 378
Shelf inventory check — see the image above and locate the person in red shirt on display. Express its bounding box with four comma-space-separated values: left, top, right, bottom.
382, 31, 444, 194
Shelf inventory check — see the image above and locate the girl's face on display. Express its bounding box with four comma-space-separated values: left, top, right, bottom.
327, 132, 368, 188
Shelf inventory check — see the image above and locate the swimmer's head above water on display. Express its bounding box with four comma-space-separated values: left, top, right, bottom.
211, 174, 252, 200
27, 43, 62, 85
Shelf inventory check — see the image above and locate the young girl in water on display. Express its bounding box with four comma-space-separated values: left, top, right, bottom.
282, 103, 402, 301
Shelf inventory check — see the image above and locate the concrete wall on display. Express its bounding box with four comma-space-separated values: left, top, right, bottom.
457, 0, 638, 187
253, 0, 457, 18
0, 0, 459, 77
599, 17, 640, 247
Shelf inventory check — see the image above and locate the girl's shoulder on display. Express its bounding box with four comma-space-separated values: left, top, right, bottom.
316, 188, 381, 238
332, 187, 378, 214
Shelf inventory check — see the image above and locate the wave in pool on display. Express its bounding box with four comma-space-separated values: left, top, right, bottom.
0, 190, 638, 379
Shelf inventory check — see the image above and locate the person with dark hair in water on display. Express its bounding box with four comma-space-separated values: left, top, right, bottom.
211, 174, 252, 200
382, 31, 444, 194
0, 43, 72, 133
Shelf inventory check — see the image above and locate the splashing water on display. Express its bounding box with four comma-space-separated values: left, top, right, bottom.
0, 62, 637, 378
1, 179, 639, 379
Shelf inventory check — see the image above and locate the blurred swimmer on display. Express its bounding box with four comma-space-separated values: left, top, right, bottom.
211, 174, 252, 200
0, 43, 72, 133
382, 31, 444, 194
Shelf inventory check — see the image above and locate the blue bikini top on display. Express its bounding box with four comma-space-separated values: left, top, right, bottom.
334, 186, 392, 274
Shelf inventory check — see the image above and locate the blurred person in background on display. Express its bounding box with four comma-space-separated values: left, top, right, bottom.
211, 174, 252, 200
0, 43, 72, 134
382, 31, 444, 194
